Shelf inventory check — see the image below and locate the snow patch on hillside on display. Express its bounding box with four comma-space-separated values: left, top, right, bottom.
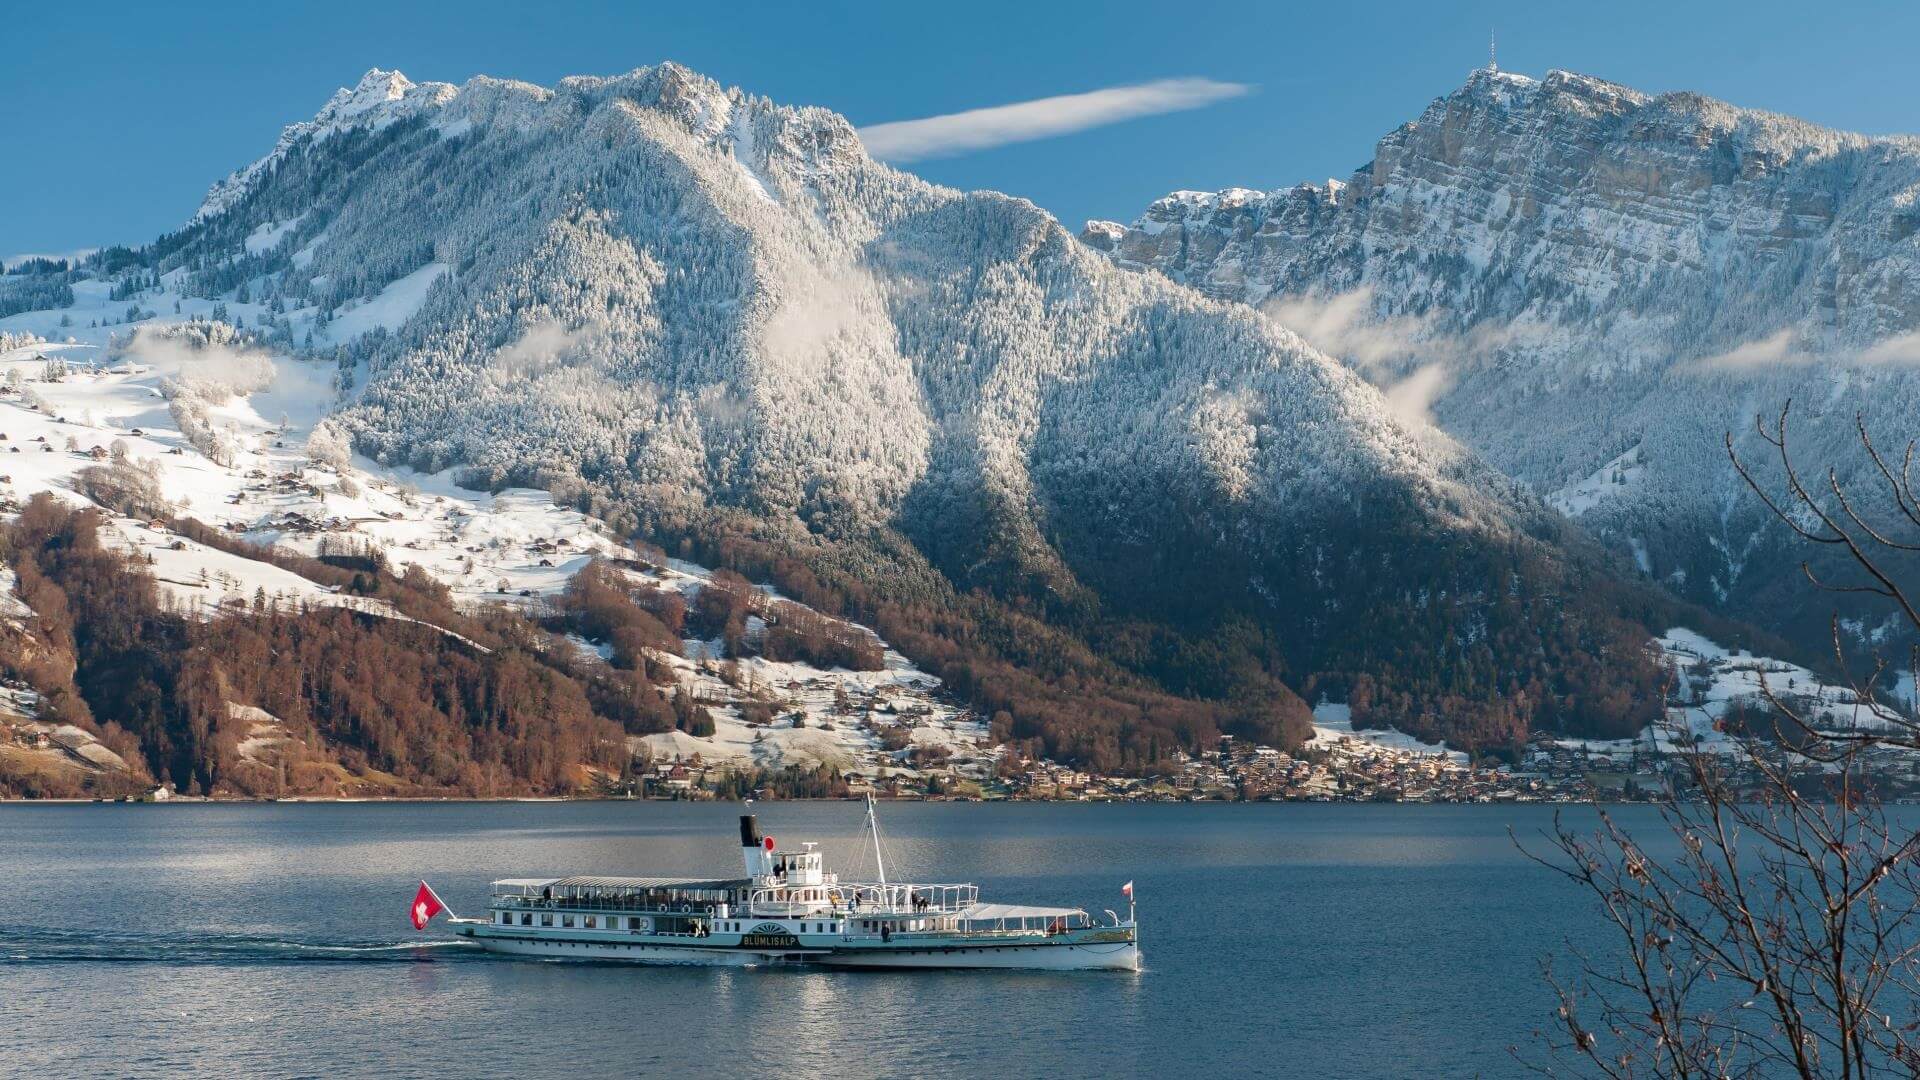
244, 215, 306, 255
316, 262, 447, 344
1309, 701, 1469, 764
1549, 444, 1646, 517
1560, 628, 1892, 757
0, 568, 30, 622
229, 703, 297, 768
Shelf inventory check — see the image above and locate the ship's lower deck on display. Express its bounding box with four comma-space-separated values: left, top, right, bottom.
457, 924, 1140, 971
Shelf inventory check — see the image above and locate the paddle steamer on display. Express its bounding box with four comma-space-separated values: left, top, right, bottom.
419, 799, 1139, 971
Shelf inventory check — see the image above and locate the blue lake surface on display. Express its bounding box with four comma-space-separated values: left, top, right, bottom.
0, 801, 1660, 1078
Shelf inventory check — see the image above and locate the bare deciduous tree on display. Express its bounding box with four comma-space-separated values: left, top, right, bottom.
1520, 403, 1920, 1078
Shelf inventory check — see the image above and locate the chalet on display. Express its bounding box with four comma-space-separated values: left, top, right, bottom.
86, 445, 108, 460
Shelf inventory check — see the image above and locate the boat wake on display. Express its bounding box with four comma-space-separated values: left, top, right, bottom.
0, 924, 485, 966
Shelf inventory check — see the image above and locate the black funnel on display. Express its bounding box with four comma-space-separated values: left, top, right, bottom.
739, 814, 761, 848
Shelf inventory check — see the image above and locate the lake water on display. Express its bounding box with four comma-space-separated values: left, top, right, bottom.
0, 802, 1661, 1078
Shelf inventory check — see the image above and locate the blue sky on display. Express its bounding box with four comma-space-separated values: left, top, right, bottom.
5, 0, 1919, 256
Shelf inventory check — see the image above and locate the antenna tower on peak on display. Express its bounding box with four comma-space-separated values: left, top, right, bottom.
1489, 29, 1498, 73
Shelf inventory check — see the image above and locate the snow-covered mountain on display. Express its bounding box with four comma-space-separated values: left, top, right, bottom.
1086, 66, 1920, 655
4, 63, 1698, 771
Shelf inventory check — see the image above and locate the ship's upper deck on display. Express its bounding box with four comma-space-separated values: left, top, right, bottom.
491, 877, 748, 907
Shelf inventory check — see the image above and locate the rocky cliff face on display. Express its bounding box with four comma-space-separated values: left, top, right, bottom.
1090, 67, 1920, 650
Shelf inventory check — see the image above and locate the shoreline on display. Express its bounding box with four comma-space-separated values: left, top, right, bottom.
0, 794, 1650, 806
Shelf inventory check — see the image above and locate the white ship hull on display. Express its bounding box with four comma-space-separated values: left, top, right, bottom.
463, 931, 768, 966
815, 941, 1140, 971
461, 927, 1139, 972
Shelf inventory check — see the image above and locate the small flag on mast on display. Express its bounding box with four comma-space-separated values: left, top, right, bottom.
1121, 880, 1134, 899
410, 881, 446, 931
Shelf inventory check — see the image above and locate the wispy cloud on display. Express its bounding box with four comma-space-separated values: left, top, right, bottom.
1693, 328, 1810, 370
1381, 363, 1454, 427
857, 78, 1252, 163
1261, 286, 1544, 426
1264, 287, 1433, 378
1860, 330, 1920, 366
489, 320, 588, 383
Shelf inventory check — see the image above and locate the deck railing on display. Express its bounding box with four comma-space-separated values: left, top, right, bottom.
747, 881, 978, 917
490, 893, 730, 917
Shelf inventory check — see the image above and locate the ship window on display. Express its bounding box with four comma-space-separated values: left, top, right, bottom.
562, 915, 574, 928
629, 917, 643, 930
541, 914, 553, 927
521, 913, 532, 926
585, 916, 597, 929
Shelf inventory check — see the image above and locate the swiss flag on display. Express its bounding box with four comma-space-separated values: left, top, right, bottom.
410, 881, 445, 931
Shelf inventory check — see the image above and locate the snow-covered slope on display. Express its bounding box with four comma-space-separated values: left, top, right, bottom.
0, 322, 987, 784
1561, 628, 1891, 757
1089, 66, 1920, 652
1309, 701, 1468, 764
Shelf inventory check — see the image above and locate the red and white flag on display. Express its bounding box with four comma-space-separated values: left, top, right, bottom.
410, 881, 446, 931
1121, 880, 1134, 899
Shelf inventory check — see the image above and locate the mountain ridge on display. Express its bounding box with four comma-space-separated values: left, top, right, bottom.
1086, 64, 1920, 658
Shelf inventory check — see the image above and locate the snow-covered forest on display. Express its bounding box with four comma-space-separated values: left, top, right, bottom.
0, 63, 1731, 787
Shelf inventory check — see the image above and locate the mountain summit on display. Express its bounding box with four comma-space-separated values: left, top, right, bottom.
1089, 66, 1920, 654
133, 63, 1682, 763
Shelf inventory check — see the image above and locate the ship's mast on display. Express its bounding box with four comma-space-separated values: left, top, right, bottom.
865, 792, 888, 893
